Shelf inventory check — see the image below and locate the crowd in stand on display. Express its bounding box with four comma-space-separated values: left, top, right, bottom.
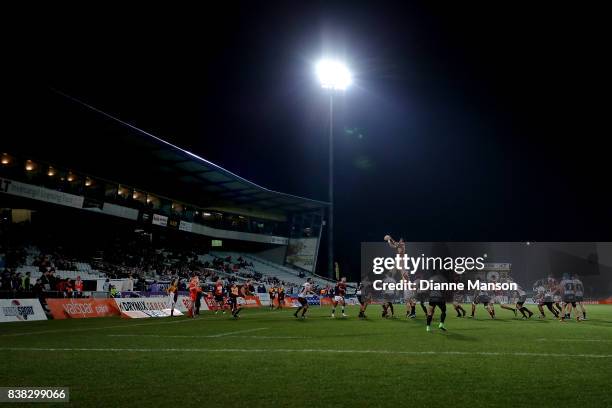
1, 221, 307, 298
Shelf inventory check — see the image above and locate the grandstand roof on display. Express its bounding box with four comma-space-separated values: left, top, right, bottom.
8, 90, 329, 215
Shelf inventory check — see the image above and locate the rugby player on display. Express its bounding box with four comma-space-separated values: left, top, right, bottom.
294, 278, 315, 319
383, 235, 404, 318
573, 274, 587, 320
415, 276, 429, 316
381, 271, 396, 318
331, 277, 348, 318
188, 274, 200, 318
514, 285, 533, 319
402, 271, 417, 318
213, 279, 226, 315
277, 284, 285, 310
356, 282, 370, 319
470, 288, 494, 319
548, 276, 563, 315
167, 278, 179, 317
426, 273, 448, 332
228, 282, 242, 318
268, 284, 276, 310
452, 287, 466, 317
559, 274, 580, 322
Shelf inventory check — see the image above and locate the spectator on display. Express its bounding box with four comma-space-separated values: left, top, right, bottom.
74, 276, 83, 296
126, 274, 134, 291
21, 271, 31, 291
103, 278, 110, 293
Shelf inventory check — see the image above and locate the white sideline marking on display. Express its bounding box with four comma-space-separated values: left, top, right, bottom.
207, 327, 268, 337
0, 310, 280, 337
108, 333, 306, 339
536, 338, 611, 343
0, 317, 199, 337
0, 348, 610, 359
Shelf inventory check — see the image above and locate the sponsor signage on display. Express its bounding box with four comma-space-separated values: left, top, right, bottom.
241, 295, 262, 308
179, 221, 193, 232
0, 177, 84, 209
257, 293, 270, 306
114, 298, 180, 318
152, 214, 168, 227
46, 299, 119, 319
0, 299, 47, 323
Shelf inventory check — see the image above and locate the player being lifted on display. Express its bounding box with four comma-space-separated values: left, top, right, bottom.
573, 274, 587, 320
426, 273, 448, 332
382, 235, 404, 318
331, 277, 348, 318
294, 277, 315, 319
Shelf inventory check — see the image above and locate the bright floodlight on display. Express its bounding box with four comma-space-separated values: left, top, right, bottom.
316, 59, 352, 90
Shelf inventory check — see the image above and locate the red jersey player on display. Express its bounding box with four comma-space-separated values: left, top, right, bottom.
331, 277, 348, 318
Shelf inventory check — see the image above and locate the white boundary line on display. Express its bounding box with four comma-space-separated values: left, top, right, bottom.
0, 348, 610, 358
108, 334, 306, 339
0, 310, 281, 337
536, 338, 611, 343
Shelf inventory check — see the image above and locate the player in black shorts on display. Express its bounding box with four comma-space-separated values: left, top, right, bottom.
514, 286, 533, 319
276, 285, 285, 310
229, 283, 241, 318
426, 274, 447, 332
357, 282, 370, 319
470, 289, 494, 319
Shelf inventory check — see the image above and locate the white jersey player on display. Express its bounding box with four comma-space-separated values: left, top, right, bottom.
294, 278, 315, 319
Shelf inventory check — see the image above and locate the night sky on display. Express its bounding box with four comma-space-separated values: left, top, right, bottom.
8, 2, 612, 277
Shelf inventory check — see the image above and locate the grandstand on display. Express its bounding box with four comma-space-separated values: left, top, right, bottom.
1, 90, 332, 298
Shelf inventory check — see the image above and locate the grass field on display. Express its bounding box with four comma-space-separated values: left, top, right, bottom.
1, 304, 611, 407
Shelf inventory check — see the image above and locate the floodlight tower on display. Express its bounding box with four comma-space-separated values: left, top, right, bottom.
316, 59, 352, 278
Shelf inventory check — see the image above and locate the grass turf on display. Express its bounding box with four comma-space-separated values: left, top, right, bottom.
1, 304, 611, 407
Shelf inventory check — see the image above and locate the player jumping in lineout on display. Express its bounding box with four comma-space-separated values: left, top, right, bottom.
383, 235, 404, 317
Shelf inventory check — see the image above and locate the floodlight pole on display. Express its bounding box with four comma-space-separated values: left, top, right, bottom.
328, 92, 334, 279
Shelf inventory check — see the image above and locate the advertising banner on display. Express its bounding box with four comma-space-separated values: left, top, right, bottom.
152, 214, 168, 227
114, 298, 181, 318
46, 299, 120, 319
0, 177, 84, 209
0, 299, 48, 323
257, 293, 270, 306
176, 295, 210, 312
241, 295, 262, 308
179, 221, 193, 232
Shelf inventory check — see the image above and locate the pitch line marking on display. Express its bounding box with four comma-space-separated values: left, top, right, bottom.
0, 310, 281, 337
108, 333, 306, 339
536, 338, 611, 343
0, 348, 610, 359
